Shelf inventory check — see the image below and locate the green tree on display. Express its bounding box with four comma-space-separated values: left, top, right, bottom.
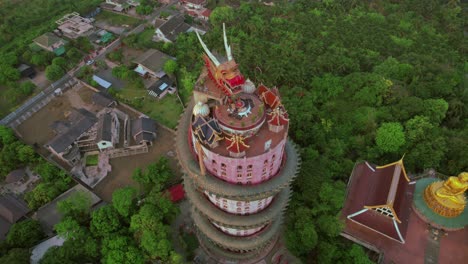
285, 207, 318, 256
375, 122, 406, 153
422, 99, 449, 124
65, 47, 82, 61
57, 191, 92, 223
54, 217, 81, 239
45, 64, 65, 81
19, 81, 36, 96
112, 187, 137, 219
25, 183, 62, 210
90, 205, 122, 236
30, 53, 48, 67
17, 144, 36, 163
0, 64, 20, 84
140, 231, 171, 260
0, 248, 31, 264
373, 56, 414, 82
52, 57, 68, 69
6, 220, 45, 248
163, 60, 178, 75
101, 234, 144, 264
132, 157, 172, 191
0, 126, 16, 146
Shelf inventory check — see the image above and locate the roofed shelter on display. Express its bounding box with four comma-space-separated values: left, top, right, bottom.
148, 75, 175, 99
5, 168, 26, 184
346, 158, 413, 243
154, 14, 191, 43
132, 117, 157, 145
0, 194, 30, 240
133, 49, 173, 78
33, 33, 67, 54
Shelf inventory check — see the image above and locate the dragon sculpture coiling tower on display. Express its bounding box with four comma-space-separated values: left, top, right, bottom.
175, 24, 300, 263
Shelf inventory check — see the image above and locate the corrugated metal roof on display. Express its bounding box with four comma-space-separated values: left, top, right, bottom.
92, 75, 112, 89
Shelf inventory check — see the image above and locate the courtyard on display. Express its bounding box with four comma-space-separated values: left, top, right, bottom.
15, 85, 98, 150
92, 122, 182, 201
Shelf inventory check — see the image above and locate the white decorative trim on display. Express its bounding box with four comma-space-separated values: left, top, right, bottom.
409, 181, 416, 185
365, 162, 375, 172
348, 217, 405, 244
347, 208, 368, 219
393, 219, 405, 243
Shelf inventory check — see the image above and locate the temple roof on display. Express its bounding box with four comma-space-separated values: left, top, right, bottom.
225, 134, 249, 153
258, 85, 280, 109
267, 107, 289, 126
192, 116, 222, 145
346, 159, 413, 243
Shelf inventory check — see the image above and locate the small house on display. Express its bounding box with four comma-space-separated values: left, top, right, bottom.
92, 91, 117, 107
17, 64, 36, 79
96, 112, 120, 151
132, 117, 157, 145
0, 194, 30, 240
154, 14, 191, 43
181, 0, 207, 10
148, 75, 175, 99
5, 169, 26, 184
33, 33, 67, 56
133, 49, 173, 78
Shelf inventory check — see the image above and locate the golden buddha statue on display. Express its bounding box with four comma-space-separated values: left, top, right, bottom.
424, 172, 468, 218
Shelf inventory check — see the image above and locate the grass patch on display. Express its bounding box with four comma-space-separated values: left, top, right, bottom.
0, 84, 38, 119
119, 86, 183, 129
86, 155, 99, 166
96, 10, 141, 27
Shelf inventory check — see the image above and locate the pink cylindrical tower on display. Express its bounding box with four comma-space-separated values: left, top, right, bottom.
176, 26, 300, 263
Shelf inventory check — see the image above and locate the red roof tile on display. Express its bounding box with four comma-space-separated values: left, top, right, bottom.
258, 85, 280, 109
225, 134, 249, 153
267, 108, 289, 126
201, 9, 212, 17
168, 184, 185, 202
345, 161, 413, 243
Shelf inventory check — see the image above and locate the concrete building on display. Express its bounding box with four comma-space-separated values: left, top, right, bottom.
180, 0, 207, 10
102, 0, 140, 12
56, 12, 94, 39
47, 108, 97, 166
175, 27, 300, 263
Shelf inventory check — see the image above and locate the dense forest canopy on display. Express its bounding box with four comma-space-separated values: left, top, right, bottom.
0, 0, 100, 53
0, 0, 465, 262
174, 0, 466, 262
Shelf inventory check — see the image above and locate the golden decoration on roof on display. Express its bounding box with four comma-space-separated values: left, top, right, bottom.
225, 134, 250, 153
424, 172, 468, 218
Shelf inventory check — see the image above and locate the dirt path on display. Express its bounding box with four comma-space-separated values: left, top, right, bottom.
65, 86, 88, 109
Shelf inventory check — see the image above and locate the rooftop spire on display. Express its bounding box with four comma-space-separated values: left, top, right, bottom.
223, 23, 233, 61
196, 30, 220, 67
